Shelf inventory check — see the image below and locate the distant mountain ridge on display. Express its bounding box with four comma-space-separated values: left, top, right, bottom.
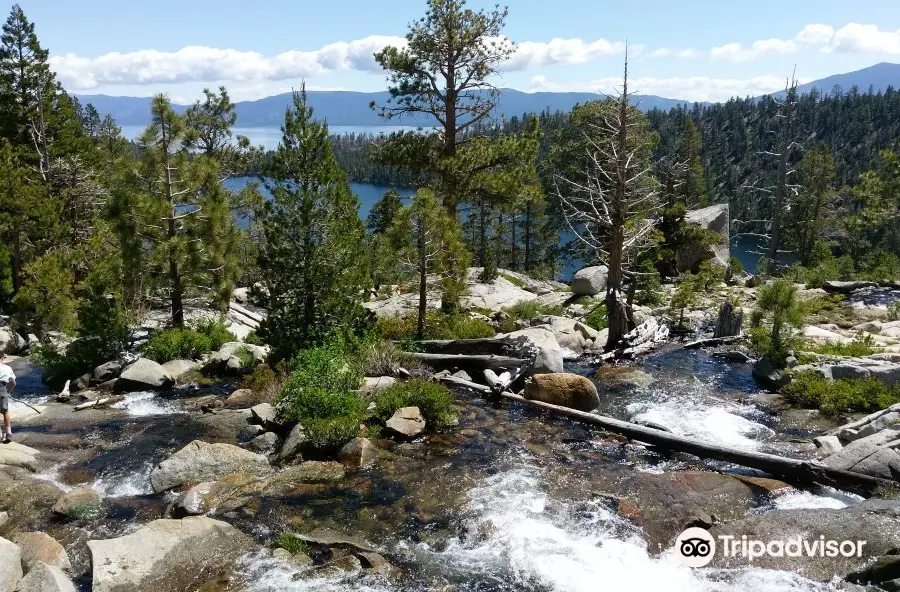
77, 62, 900, 129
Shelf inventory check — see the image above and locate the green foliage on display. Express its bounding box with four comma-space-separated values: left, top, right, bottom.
503, 299, 564, 322
501, 273, 526, 288
240, 364, 285, 405
142, 318, 236, 362
669, 277, 700, 329
727, 257, 744, 279
582, 303, 609, 331
357, 338, 417, 377
275, 533, 310, 555
256, 86, 369, 360
888, 302, 900, 322
750, 280, 806, 367
373, 379, 456, 427
244, 331, 263, 346
233, 346, 256, 369
367, 189, 404, 235
277, 337, 367, 449
782, 371, 900, 416
375, 312, 495, 341
800, 333, 881, 357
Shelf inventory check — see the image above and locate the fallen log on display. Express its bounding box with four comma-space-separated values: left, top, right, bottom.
73, 396, 125, 411
683, 335, 746, 349
229, 302, 264, 324
406, 352, 528, 372
493, 392, 894, 496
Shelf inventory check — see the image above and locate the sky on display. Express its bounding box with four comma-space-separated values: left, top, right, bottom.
14, 0, 900, 103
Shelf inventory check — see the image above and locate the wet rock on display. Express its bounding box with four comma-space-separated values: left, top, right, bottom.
277, 423, 309, 463
115, 358, 175, 392
0, 511, 6, 528
752, 356, 790, 390
14, 562, 75, 592
0, 536, 22, 592
291, 528, 378, 555
224, 388, 255, 407
276, 461, 346, 484
149, 440, 273, 493
272, 547, 313, 569
356, 551, 397, 578
246, 432, 279, 455
0, 442, 39, 472
173, 473, 265, 517
500, 327, 564, 374
160, 359, 201, 382
524, 373, 600, 412
571, 266, 609, 297
385, 407, 426, 439
712, 350, 752, 363
339, 438, 379, 470
88, 517, 255, 592
51, 488, 102, 518
93, 360, 122, 382
0, 327, 26, 355
239, 423, 266, 441
249, 403, 276, 427
358, 376, 396, 394
709, 499, 900, 580
857, 411, 900, 439
813, 435, 843, 456
847, 553, 900, 587
13, 532, 71, 572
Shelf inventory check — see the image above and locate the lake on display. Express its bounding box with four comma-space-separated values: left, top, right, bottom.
120, 125, 425, 150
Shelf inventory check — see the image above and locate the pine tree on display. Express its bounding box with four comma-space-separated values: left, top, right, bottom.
676, 117, 708, 208
386, 189, 469, 339
256, 85, 369, 359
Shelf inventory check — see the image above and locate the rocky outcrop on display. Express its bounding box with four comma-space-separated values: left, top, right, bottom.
51, 488, 102, 517
0, 442, 39, 472
149, 440, 273, 493
115, 359, 175, 392
676, 203, 730, 273
13, 532, 71, 572
821, 425, 900, 481
709, 500, 900, 580
385, 407, 426, 439
752, 356, 790, 391
533, 315, 603, 356
93, 360, 122, 382
0, 536, 22, 592
277, 423, 308, 463
87, 517, 255, 592
500, 327, 564, 373
0, 327, 26, 356
570, 266, 608, 297
160, 359, 200, 382
822, 280, 878, 294
207, 342, 268, 374
796, 357, 900, 387
14, 562, 75, 592
339, 438, 379, 470
524, 373, 600, 412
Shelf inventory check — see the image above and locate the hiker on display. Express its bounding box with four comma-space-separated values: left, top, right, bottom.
0, 353, 16, 444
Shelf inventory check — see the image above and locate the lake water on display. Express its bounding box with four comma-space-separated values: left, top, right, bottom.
120, 125, 424, 150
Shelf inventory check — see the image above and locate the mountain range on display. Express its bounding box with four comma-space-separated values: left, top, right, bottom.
77, 62, 900, 129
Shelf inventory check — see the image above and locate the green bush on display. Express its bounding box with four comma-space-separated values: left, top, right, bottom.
749, 280, 805, 367
375, 313, 495, 341
277, 338, 366, 449
503, 299, 565, 322
243, 330, 264, 346
240, 364, 286, 405
373, 379, 456, 427
275, 533, 310, 555
583, 303, 608, 331
142, 318, 236, 362
727, 256, 744, 278
782, 371, 900, 415
33, 338, 113, 388
888, 302, 900, 322
800, 333, 881, 357
357, 339, 418, 377
501, 273, 526, 288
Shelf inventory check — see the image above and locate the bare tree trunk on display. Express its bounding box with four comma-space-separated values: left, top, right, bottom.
417, 213, 427, 340
606, 66, 632, 351
523, 201, 532, 271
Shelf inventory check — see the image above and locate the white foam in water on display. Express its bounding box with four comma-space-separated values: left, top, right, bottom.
770, 486, 863, 511
89, 461, 155, 498
111, 391, 180, 416
236, 554, 392, 592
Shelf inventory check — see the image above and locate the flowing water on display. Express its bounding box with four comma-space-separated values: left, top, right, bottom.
8, 350, 855, 591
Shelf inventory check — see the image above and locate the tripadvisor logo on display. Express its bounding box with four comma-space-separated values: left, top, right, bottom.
673, 527, 868, 568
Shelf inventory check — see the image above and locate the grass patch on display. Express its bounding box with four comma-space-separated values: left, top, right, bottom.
240, 363, 288, 404
275, 533, 310, 555
583, 303, 608, 331
358, 339, 419, 377
142, 318, 236, 362
233, 346, 257, 368
501, 273, 526, 288
373, 379, 457, 427
376, 313, 495, 341
781, 370, 900, 416
799, 333, 881, 357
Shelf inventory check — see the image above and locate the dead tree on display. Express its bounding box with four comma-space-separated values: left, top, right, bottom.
734, 72, 803, 274
554, 55, 660, 351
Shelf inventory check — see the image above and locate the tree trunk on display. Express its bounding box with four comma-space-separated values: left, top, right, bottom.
417, 214, 427, 340
524, 201, 532, 271
168, 219, 184, 328
713, 300, 744, 338
509, 211, 517, 270
11, 231, 21, 297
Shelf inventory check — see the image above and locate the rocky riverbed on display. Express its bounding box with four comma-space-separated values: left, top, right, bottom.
2, 345, 899, 592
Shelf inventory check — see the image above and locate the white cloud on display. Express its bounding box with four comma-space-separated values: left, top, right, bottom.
49, 35, 407, 90
529, 74, 790, 102
647, 48, 700, 59
505, 37, 626, 70
829, 23, 900, 54
711, 38, 798, 62
795, 24, 835, 45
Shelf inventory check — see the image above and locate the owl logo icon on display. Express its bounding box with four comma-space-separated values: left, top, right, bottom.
674, 527, 716, 567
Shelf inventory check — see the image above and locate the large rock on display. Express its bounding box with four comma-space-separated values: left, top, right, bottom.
0, 536, 22, 592
752, 356, 790, 391
709, 500, 900, 580
0, 442, 39, 472
570, 266, 608, 297
249, 403, 276, 427
676, 203, 730, 273
277, 423, 309, 463
14, 562, 76, 592
93, 360, 122, 382
524, 373, 600, 412
822, 425, 900, 480
207, 342, 268, 374
160, 359, 200, 382
245, 432, 279, 455
87, 517, 255, 592
358, 376, 396, 394
822, 280, 878, 294
461, 273, 539, 310
0, 327, 25, 356
149, 440, 273, 493
500, 327, 564, 374
385, 407, 425, 439
13, 532, 71, 572
339, 437, 380, 470
536, 315, 602, 355
799, 358, 900, 387
115, 358, 174, 392
51, 488, 102, 518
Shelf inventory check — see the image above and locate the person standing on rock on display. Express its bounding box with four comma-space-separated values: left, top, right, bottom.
0, 353, 16, 443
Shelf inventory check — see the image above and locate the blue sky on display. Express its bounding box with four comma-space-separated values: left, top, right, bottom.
15, 0, 900, 102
